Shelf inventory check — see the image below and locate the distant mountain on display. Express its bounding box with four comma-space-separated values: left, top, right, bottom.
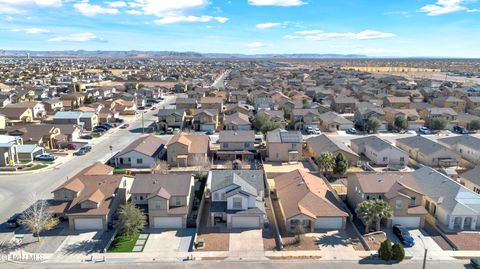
0, 50, 367, 59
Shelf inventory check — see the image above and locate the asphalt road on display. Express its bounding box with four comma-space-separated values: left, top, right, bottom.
1, 260, 473, 269
211, 69, 230, 89
0, 95, 176, 225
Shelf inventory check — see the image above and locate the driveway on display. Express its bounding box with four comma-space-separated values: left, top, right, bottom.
229, 229, 264, 258
310, 230, 357, 259
143, 229, 194, 253
55, 230, 105, 255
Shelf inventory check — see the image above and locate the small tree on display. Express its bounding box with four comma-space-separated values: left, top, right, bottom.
317, 152, 335, 175
373, 199, 393, 231
334, 152, 349, 175
429, 118, 448, 130
394, 116, 407, 131
117, 203, 146, 239
356, 200, 375, 234
379, 239, 393, 260
366, 117, 381, 133
153, 160, 168, 175
253, 113, 281, 134
469, 119, 480, 131
294, 225, 305, 243
392, 242, 405, 261
21, 197, 59, 242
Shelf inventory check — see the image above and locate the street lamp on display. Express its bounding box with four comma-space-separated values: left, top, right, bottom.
417, 235, 428, 269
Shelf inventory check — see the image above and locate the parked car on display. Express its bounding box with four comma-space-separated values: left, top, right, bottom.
346, 127, 357, 134
205, 130, 215, 135
150, 106, 157, 111
80, 145, 92, 152
79, 135, 93, 140
166, 127, 174, 134
64, 144, 77, 150
73, 149, 87, 156
120, 124, 130, 129
471, 258, 480, 269
6, 214, 21, 228
34, 153, 57, 161
313, 127, 321, 134
418, 127, 432, 135
392, 224, 415, 247
115, 118, 124, 123
102, 123, 115, 128
93, 126, 108, 133
452, 125, 469, 134
98, 124, 112, 130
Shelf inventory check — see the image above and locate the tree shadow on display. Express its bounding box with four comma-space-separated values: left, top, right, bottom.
61, 240, 101, 255
315, 232, 352, 248
0, 241, 16, 254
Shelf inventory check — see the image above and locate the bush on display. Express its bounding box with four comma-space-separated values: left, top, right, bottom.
392, 242, 405, 261
378, 239, 393, 260
294, 225, 305, 243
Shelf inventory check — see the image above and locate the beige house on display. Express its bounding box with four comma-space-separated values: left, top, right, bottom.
157, 109, 186, 130
0, 106, 33, 125
331, 96, 357, 113
382, 96, 411, 109
49, 163, 133, 231
200, 97, 224, 112
273, 170, 348, 232
306, 134, 359, 165
130, 174, 194, 228
166, 132, 209, 167
347, 172, 428, 228
193, 109, 219, 131
291, 109, 321, 131
459, 166, 480, 194
433, 96, 466, 113
383, 107, 424, 130
396, 136, 461, 167
266, 129, 303, 163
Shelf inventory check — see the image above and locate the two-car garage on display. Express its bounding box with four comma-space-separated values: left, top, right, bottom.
73, 218, 104, 230
231, 216, 261, 229
314, 217, 345, 230
391, 216, 421, 228
153, 217, 183, 229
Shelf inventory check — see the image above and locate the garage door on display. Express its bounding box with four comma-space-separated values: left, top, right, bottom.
231, 216, 260, 228
314, 217, 344, 230
200, 125, 215, 131
74, 218, 103, 230
153, 217, 183, 229
392, 217, 421, 228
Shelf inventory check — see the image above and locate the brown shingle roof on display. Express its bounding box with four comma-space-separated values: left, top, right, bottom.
167, 132, 209, 154
117, 135, 167, 157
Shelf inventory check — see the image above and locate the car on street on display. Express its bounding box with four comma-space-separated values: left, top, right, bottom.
64, 143, 77, 150
93, 126, 108, 133
120, 124, 130, 129
471, 258, 480, 269
346, 127, 357, 134
34, 153, 57, 161
6, 214, 21, 228
452, 125, 469, 134
115, 118, 124, 123
150, 106, 157, 111
418, 127, 432, 135
73, 149, 87, 156
205, 130, 215, 135
80, 145, 92, 152
393, 224, 415, 247
99, 124, 112, 130
79, 135, 93, 140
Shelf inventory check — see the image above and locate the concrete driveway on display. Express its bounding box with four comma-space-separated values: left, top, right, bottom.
55, 230, 105, 255
229, 229, 264, 259
143, 229, 194, 253
384, 228, 452, 260
309, 230, 356, 259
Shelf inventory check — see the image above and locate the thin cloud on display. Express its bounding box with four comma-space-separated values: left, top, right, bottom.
419, 0, 472, 16
48, 32, 105, 42
155, 16, 228, 25
247, 41, 265, 48
248, 0, 306, 6
256, 22, 282, 29
12, 28, 50, 34
74, 1, 120, 17
292, 29, 396, 40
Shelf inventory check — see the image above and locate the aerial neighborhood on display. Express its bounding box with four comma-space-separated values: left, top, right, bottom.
1, 58, 480, 267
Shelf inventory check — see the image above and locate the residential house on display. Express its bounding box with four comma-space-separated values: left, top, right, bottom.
111, 135, 167, 168
347, 172, 428, 228
49, 163, 134, 231
412, 167, 480, 231
382, 96, 411, 109
223, 103, 254, 117
6, 124, 61, 149
175, 98, 197, 111
53, 111, 98, 131
0, 106, 33, 125
319, 111, 354, 132
433, 96, 466, 113
207, 170, 266, 228
331, 96, 357, 113
396, 136, 460, 167
351, 136, 408, 167
0, 135, 21, 167
354, 102, 386, 131
192, 109, 219, 132
422, 107, 458, 128
291, 109, 321, 131
254, 97, 275, 111
166, 132, 209, 167
223, 112, 251, 131
157, 109, 185, 131
383, 107, 424, 131
438, 135, 480, 164
200, 97, 223, 112
42, 99, 63, 114
274, 170, 348, 231
218, 130, 255, 161
256, 110, 286, 128
306, 134, 359, 165
459, 166, 480, 194
130, 173, 194, 228
266, 129, 303, 163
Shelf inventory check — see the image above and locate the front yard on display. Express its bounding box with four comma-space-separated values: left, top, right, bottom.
107, 233, 141, 252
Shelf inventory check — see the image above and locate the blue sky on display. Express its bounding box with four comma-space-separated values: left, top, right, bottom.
1, 0, 479, 57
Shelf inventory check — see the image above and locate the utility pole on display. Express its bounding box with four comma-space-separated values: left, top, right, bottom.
422, 248, 427, 269
142, 111, 145, 134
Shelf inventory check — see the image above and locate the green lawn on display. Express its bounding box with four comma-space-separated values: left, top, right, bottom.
107, 233, 140, 252
23, 164, 49, 171
113, 168, 127, 174
91, 132, 101, 138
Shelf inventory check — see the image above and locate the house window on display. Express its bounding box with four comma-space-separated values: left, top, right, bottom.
291, 144, 296, 149
139, 196, 143, 200
382, 157, 388, 162
223, 143, 229, 148
409, 197, 416, 207
175, 197, 181, 206
395, 199, 403, 209
127, 158, 131, 162
155, 200, 161, 209
233, 197, 242, 209
136, 158, 143, 164
221, 193, 225, 200
214, 193, 219, 200
400, 157, 405, 162
244, 142, 250, 148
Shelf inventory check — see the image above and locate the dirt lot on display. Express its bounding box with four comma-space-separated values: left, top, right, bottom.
363, 232, 387, 251
195, 229, 230, 252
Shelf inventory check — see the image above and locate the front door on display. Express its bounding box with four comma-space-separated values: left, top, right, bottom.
454, 217, 462, 229
464, 217, 472, 230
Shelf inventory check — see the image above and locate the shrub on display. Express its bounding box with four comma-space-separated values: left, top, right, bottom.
392, 242, 405, 261
378, 239, 393, 260
294, 225, 305, 243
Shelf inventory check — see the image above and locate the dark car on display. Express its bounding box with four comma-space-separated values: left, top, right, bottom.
98, 124, 112, 130
346, 127, 357, 134
73, 149, 86, 156
93, 126, 108, 133
6, 214, 21, 228
453, 125, 469, 134
471, 258, 480, 269
115, 118, 124, 123
79, 135, 93, 140
80, 145, 92, 152
34, 153, 57, 161
205, 130, 215, 135
393, 224, 415, 247
102, 123, 115, 128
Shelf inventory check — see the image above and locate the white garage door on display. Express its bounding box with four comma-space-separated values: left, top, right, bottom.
231, 216, 260, 228
200, 125, 215, 131
74, 218, 103, 230
153, 217, 183, 229
314, 217, 344, 230
392, 217, 421, 228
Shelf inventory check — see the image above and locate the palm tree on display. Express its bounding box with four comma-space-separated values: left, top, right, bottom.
356, 200, 375, 234
317, 152, 335, 175
373, 200, 393, 231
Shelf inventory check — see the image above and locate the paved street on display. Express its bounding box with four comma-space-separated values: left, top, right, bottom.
0, 95, 176, 226
0, 260, 472, 269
